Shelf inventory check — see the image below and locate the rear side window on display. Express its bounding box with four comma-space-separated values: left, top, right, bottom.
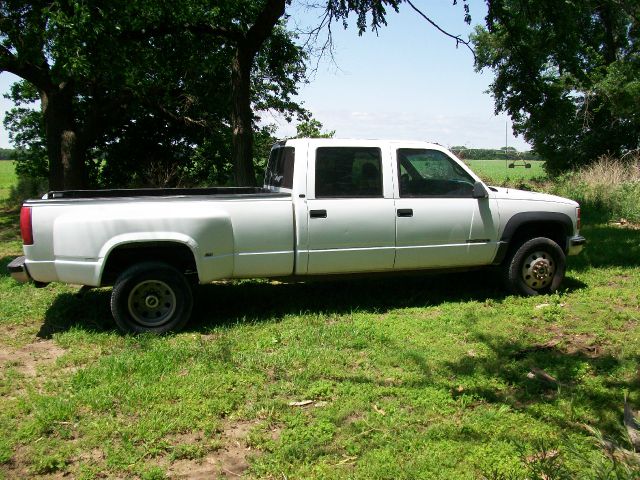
265, 146, 295, 189
315, 147, 383, 198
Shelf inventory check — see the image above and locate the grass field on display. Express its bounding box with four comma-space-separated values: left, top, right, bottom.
465, 160, 546, 184
0, 162, 16, 200
1, 173, 639, 478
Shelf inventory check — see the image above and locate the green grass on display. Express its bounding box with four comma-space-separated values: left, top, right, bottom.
466, 159, 546, 184
0, 162, 16, 200
1, 176, 639, 478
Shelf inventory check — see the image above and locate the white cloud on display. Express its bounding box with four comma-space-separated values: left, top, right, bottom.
274, 109, 531, 151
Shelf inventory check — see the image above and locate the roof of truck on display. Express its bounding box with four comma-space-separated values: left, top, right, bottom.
277, 138, 447, 149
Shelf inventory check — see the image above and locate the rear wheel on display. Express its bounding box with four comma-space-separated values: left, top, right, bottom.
111, 261, 193, 333
503, 237, 566, 296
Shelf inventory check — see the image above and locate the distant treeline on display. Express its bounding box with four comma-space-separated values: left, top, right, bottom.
451, 147, 541, 161
0, 148, 15, 160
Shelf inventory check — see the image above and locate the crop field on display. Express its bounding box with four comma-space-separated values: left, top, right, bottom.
465, 159, 546, 184
1, 172, 639, 479
0, 162, 16, 200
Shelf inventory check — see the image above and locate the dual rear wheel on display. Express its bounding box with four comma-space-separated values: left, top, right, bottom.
111, 261, 193, 334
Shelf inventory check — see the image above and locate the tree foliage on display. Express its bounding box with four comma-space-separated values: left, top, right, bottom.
0, 149, 14, 160
473, 0, 640, 173
0, 0, 307, 189
295, 119, 335, 138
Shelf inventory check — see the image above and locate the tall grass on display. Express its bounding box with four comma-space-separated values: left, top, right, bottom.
552, 154, 640, 223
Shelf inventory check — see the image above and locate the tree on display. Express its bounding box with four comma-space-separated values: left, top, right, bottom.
1, 1, 307, 189
295, 119, 335, 138
0, 148, 15, 160
137, 0, 404, 185
3, 0, 477, 189
473, 0, 640, 173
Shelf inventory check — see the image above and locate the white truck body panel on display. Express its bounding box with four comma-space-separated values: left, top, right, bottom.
25, 196, 294, 286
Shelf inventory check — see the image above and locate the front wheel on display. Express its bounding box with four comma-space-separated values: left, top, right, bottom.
111, 261, 193, 334
502, 237, 566, 296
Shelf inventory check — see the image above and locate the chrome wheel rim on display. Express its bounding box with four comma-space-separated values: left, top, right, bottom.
128, 280, 176, 326
521, 250, 555, 290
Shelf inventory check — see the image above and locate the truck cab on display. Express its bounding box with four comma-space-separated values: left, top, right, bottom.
267, 139, 501, 275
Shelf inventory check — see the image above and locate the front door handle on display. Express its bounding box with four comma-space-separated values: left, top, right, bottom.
310, 209, 327, 218
397, 208, 413, 217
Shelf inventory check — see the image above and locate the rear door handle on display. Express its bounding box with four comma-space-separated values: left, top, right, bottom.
397, 208, 413, 217
310, 209, 327, 218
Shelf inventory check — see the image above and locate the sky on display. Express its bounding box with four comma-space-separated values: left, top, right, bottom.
0, 0, 530, 151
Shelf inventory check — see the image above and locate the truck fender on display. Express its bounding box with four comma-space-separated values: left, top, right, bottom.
492, 212, 573, 265
97, 233, 200, 283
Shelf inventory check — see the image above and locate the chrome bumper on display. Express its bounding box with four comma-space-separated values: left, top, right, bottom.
567, 235, 586, 256
7, 256, 31, 283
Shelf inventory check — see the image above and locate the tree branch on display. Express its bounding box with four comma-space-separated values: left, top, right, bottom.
405, 0, 476, 61
244, 0, 288, 54
0, 44, 51, 90
297, 5, 338, 75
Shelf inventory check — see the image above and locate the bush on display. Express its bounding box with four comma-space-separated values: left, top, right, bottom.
6, 176, 49, 209
552, 154, 640, 223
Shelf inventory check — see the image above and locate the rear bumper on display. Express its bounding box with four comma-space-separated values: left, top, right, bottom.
8, 256, 31, 283
567, 235, 586, 256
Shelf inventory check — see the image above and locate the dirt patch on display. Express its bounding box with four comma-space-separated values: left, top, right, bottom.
342, 412, 365, 426
167, 420, 281, 479
522, 325, 607, 358
0, 441, 71, 480
0, 338, 69, 478
0, 338, 66, 377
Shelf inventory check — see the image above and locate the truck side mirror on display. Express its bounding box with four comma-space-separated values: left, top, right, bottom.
472, 181, 489, 199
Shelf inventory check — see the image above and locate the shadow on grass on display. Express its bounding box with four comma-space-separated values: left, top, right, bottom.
0, 255, 17, 279
188, 270, 506, 331
36, 270, 513, 338
0, 207, 20, 242
38, 288, 117, 338
186, 270, 587, 331
442, 330, 640, 437
36, 266, 588, 338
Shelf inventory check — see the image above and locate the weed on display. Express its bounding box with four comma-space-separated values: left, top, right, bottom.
140, 465, 167, 480
552, 154, 640, 223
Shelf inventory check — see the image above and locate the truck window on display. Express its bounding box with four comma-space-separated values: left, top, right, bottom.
397, 149, 475, 197
315, 147, 383, 198
265, 146, 295, 189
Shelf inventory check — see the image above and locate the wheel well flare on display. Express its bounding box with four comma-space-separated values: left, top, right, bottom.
101, 242, 197, 286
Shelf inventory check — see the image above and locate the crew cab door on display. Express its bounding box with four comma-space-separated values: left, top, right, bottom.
393, 148, 499, 269
306, 145, 396, 274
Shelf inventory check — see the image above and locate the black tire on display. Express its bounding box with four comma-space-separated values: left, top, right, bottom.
502, 237, 566, 296
111, 261, 193, 334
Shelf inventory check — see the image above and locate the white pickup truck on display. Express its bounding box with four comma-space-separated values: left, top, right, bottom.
9, 138, 585, 333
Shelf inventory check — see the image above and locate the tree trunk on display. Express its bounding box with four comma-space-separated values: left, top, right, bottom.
230, 45, 257, 187
41, 90, 63, 191
41, 87, 86, 191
